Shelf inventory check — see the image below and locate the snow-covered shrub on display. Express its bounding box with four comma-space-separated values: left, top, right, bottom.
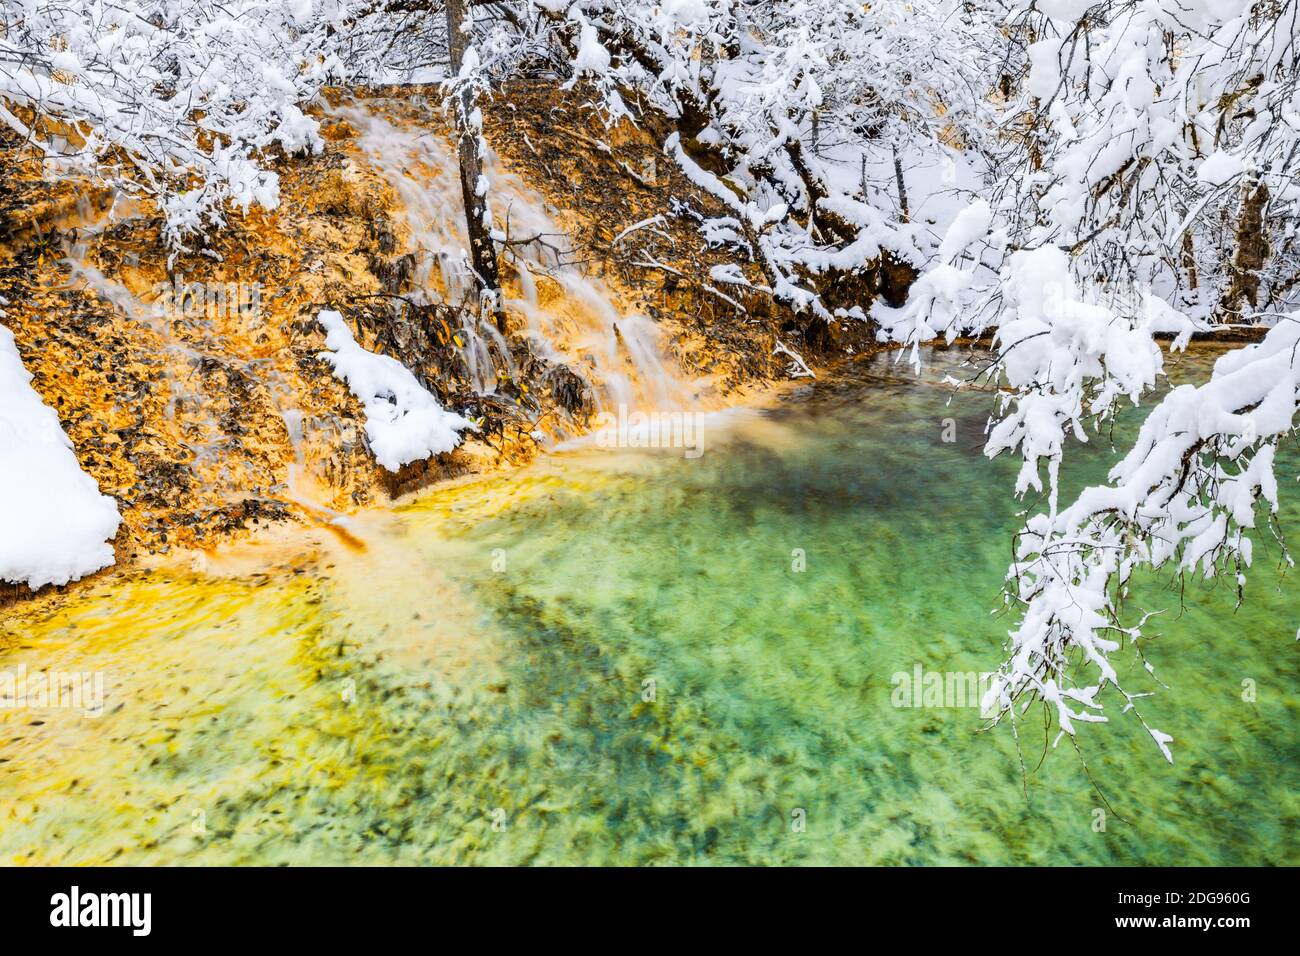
0, 0, 345, 247
885, 0, 1300, 758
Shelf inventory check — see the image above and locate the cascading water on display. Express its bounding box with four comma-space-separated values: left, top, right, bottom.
336, 101, 701, 417
56, 198, 345, 528
60, 205, 243, 490
30, 100, 711, 561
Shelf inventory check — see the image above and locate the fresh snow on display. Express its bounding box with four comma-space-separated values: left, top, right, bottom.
0, 323, 121, 589
937, 199, 993, 262
1197, 150, 1245, 187
574, 20, 611, 75
317, 310, 473, 472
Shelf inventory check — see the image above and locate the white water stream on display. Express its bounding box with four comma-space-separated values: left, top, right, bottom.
50, 102, 704, 530
337, 102, 699, 416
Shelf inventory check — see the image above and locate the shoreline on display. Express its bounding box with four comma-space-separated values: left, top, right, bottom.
0, 330, 1269, 615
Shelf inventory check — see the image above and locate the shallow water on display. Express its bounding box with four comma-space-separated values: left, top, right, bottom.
1, 348, 1296, 865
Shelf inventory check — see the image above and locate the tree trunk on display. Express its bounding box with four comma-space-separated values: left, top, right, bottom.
1224, 178, 1270, 316
444, 0, 503, 329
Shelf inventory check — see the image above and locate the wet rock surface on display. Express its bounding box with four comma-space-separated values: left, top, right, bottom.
0, 84, 876, 598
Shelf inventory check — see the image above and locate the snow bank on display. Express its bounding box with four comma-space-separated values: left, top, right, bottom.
317, 310, 473, 472
0, 323, 120, 589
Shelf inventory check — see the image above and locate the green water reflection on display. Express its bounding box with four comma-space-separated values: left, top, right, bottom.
1, 347, 1295, 864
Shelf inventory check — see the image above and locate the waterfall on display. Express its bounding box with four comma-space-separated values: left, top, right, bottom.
42, 99, 709, 544
336, 101, 700, 418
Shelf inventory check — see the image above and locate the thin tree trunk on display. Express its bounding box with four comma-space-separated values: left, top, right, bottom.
1181, 230, 1199, 292
892, 144, 909, 224
445, 0, 502, 329
1183, 113, 1203, 293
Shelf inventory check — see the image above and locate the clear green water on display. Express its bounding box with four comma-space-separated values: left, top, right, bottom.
1, 348, 1296, 865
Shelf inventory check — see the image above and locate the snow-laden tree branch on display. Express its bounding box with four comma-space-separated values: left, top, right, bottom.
0, 0, 347, 248
880, 0, 1300, 758
987, 312, 1299, 762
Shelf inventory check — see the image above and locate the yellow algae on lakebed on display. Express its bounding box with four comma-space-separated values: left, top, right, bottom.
0, 571, 320, 864
0, 505, 511, 864
0, 431, 691, 865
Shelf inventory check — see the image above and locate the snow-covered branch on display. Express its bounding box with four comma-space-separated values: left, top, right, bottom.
0, 0, 345, 246
986, 314, 1300, 761
882, 0, 1300, 757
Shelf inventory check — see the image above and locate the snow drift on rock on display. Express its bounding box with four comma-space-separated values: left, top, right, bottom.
317, 310, 473, 472
0, 323, 121, 589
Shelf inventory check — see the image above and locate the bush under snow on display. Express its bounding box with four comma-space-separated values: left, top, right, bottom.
318, 310, 474, 472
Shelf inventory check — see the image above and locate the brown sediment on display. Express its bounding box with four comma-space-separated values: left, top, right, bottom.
0, 82, 881, 605
4, 82, 1267, 608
